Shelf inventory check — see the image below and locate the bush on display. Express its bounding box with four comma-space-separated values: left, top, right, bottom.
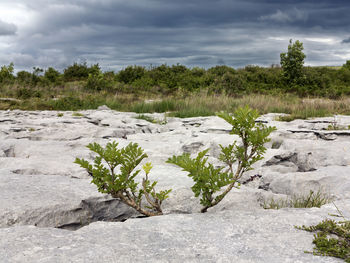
75, 142, 171, 216
167, 106, 276, 212
44, 67, 61, 84
86, 71, 107, 91
117, 65, 145, 84
0, 63, 14, 84
63, 62, 100, 82
16, 71, 33, 85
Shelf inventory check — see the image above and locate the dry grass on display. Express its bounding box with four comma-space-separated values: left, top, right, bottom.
1, 85, 350, 119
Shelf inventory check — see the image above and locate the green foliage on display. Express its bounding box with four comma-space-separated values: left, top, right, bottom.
263, 190, 332, 209
168, 106, 276, 212
217, 106, 277, 171
86, 70, 109, 91
117, 65, 145, 84
169, 106, 215, 118
343, 60, 350, 71
299, 211, 350, 262
280, 39, 306, 86
135, 114, 167, 124
16, 70, 33, 85
132, 100, 177, 113
72, 112, 84, 117
63, 62, 100, 82
44, 67, 61, 84
0, 63, 14, 84
16, 88, 42, 99
167, 149, 233, 210
75, 141, 171, 216
136, 114, 157, 123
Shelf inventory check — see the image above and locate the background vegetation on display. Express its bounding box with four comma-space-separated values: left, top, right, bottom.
1, 50, 350, 118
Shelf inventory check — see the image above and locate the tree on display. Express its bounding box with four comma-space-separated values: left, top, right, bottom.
75, 141, 171, 217
280, 39, 306, 86
342, 60, 350, 70
167, 106, 276, 213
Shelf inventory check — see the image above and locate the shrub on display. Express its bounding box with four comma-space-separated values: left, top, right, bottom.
86, 71, 106, 91
0, 63, 14, 84
63, 62, 100, 82
44, 67, 61, 84
75, 141, 171, 216
167, 106, 276, 212
16, 71, 33, 85
117, 65, 145, 84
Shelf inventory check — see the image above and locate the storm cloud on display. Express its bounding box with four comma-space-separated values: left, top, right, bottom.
0, 20, 17, 36
342, 37, 350, 44
0, 0, 349, 71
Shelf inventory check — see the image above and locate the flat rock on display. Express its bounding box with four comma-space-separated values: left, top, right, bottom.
1, 110, 350, 262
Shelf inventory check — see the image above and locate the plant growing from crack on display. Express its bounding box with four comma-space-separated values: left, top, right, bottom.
263, 190, 332, 210
297, 203, 350, 262
167, 106, 276, 213
75, 141, 171, 216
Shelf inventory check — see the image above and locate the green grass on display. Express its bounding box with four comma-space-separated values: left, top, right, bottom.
131, 100, 177, 113
135, 114, 157, 123
2, 84, 350, 120
72, 112, 84, 117
168, 106, 215, 118
135, 114, 168, 125
263, 190, 332, 209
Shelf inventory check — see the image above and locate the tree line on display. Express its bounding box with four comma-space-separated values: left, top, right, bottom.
1, 40, 350, 99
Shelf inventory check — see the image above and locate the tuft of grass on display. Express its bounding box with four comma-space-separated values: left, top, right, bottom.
263, 190, 332, 209
72, 112, 84, 117
57, 113, 64, 117
135, 114, 167, 125
136, 114, 157, 123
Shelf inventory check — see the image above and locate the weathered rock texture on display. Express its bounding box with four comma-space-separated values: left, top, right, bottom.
1, 109, 349, 262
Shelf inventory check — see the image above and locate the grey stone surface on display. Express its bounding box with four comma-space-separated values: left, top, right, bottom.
1, 109, 350, 262
0, 208, 345, 263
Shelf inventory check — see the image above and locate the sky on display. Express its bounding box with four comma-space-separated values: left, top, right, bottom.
0, 0, 349, 72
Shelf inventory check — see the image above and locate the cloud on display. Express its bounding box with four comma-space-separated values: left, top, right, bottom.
259, 8, 308, 23
0, 19, 17, 36
0, 0, 350, 70
342, 37, 350, 44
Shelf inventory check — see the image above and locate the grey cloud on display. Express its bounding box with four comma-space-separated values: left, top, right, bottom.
259, 8, 308, 23
1, 0, 350, 71
342, 37, 350, 44
0, 20, 17, 36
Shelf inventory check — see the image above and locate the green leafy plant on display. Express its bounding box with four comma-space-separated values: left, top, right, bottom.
167, 106, 276, 212
75, 141, 171, 217
298, 204, 350, 262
